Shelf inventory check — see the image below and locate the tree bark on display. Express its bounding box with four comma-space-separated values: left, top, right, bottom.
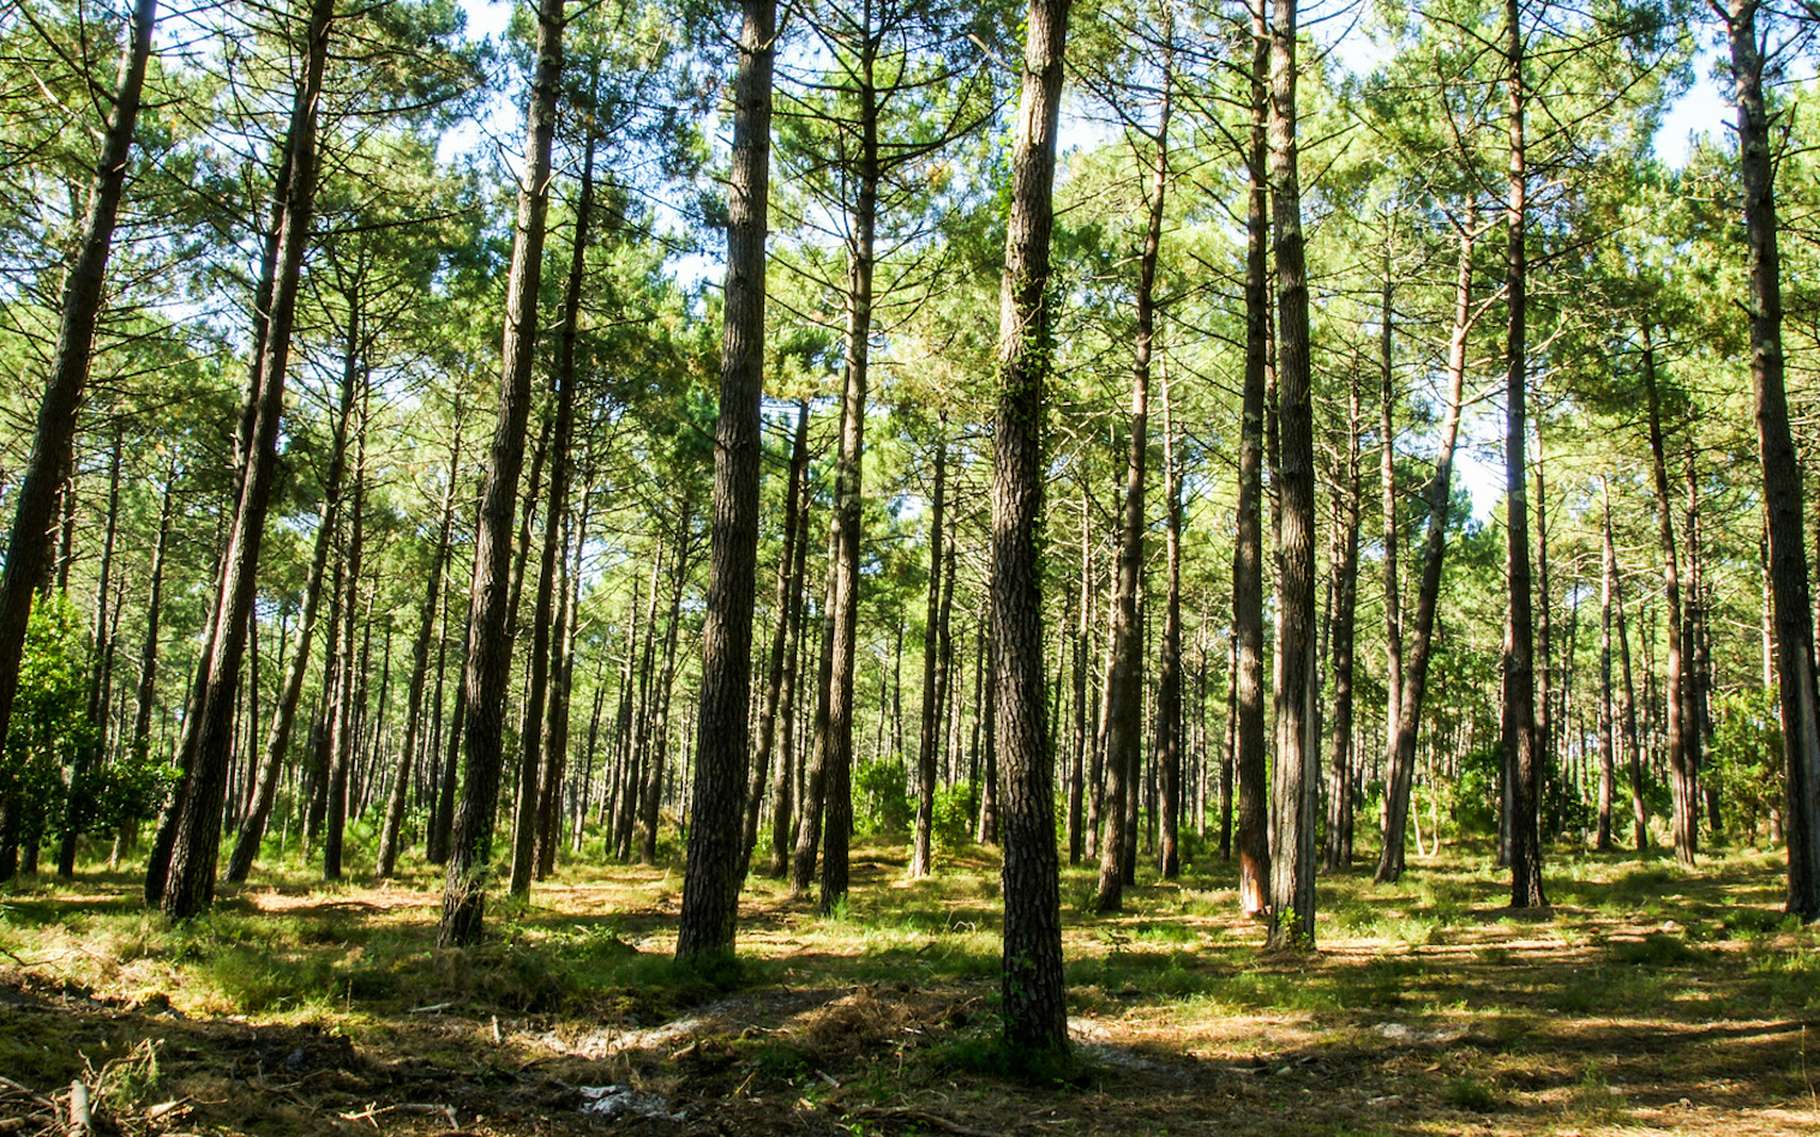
911, 423, 946, 876
1640, 328, 1697, 864
0, 0, 158, 882
991, 0, 1071, 1054
439, 0, 563, 946
1502, 0, 1545, 909
323, 382, 367, 881
1265, 0, 1318, 950
1719, 0, 1820, 917
160, 0, 334, 918
377, 426, 462, 878
226, 352, 358, 883
1376, 205, 1475, 883
1094, 40, 1170, 911
1598, 480, 1618, 852
1324, 363, 1361, 873
742, 402, 809, 877
1232, 0, 1271, 919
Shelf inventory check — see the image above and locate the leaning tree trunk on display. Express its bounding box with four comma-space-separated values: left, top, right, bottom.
1231, 0, 1271, 919
1265, 0, 1319, 951
1377, 203, 1475, 884
1721, 0, 1820, 918
992, 0, 1071, 1055
439, 0, 563, 947
0, 0, 158, 882
1502, 0, 1545, 910
226, 359, 357, 883
508, 134, 593, 899
160, 0, 333, 919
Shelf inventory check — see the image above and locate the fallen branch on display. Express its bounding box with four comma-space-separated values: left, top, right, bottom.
847, 1106, 1005, 1137
68, 1081, 92, 1136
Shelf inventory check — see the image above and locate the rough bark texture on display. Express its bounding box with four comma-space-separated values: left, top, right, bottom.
161, 0, 333, 918
992, 0, 1070, 1054
1502, 0, 1546, 909
1324, 365, 1361, 873
509, 135, 593, 898
439, 0, 563, 947
1265, 0, 1318, 950
1231, 1, 1271, 919
1722, 0, 1820, 918
1640, 332, 1698, 864
227, 365, 357, 883
676, 0, 775, 954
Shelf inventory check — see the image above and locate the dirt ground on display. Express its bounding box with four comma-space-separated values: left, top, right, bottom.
2, 840, 1816, 1136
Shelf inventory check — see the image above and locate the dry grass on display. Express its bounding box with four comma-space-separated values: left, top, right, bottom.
1, 836, 1817, 1135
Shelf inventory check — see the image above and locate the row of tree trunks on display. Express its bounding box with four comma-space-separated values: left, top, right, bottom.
158, 0, 337, 919
0, 0, 159, 882
438, 0, 564, 947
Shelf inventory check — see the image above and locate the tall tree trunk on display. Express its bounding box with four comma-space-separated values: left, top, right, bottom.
323, 383, 367, 881
742, 402, 809, 877
1376, 204, 1475, 883
640, 516, 692, 864
1266, 0, 1318, 950
1324, 365, 1361, 873
537, 485, 588, 876
767, 476, 813, 876
991, 0, 1071, 1055
0, 0, 158, 883
911, 423, 947, 876
226, 359, 358, 883
59, 431, 124, 875
1067, 487, 1090, 865
808, 59, 881, 914
1095, 39, 1170, 911
1157, 361, 1184, 879
159, 0, 334, 918
1231, 0, 1271, 919
1502, 0, 1546, 909
377, 426, 462, 878
1640, 328, 1697, 864
439, 0, 564, 946
1598, 480, 1618, 852
792, 486, 844, 895
1720, 0, 1820, 917
508, 134, 594, 898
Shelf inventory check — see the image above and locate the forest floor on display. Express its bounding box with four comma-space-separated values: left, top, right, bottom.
1, 835, 1817, 1136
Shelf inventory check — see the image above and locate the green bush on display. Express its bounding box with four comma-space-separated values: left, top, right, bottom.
1708, 689, 1782, 844
932, 782, 978, 852
854, 758, 912, 835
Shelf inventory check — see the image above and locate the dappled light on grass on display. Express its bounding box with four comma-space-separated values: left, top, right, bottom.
1, 839, 1816, 1135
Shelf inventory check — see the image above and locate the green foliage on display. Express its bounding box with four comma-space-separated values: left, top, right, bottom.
854, 758, 912, 835
3, 595, 97, 844
1708, 689, 1784, 843
931, 782, 978, 853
